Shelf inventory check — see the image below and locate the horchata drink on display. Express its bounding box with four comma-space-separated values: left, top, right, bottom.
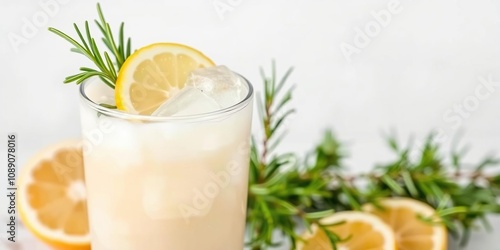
79, 43, 254, 249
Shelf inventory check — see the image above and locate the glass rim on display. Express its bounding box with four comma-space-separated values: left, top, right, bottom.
79, 74, 254, 122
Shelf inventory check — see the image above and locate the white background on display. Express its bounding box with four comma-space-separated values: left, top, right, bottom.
1, 0, 500, 249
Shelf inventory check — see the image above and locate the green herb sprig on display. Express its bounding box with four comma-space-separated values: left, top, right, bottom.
308, 131, 500, 246
329, 133, 500, 246
48, 3, 131, 89
247, 61, 341, 250
249, 61, 500, 249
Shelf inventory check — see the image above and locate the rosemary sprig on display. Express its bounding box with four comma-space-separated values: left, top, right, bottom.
247, 61, 338, 250
48, 3, 131, 88
250, 61, 500, 249
313, 132, 500, 246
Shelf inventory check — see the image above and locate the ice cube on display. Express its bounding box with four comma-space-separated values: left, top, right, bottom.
186, 65, 248, 108
152, 86, 221, 116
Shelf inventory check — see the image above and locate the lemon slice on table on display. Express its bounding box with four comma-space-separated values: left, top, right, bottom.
115, 43, 215, 115
297, 211, 397, 250
18, 140, 90, 250
363, 197, 447, 250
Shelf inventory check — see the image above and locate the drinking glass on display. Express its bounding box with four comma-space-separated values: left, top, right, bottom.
79, 75, 253, 250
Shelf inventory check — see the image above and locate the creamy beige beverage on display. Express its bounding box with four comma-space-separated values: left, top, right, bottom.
79, 66, 253, 250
